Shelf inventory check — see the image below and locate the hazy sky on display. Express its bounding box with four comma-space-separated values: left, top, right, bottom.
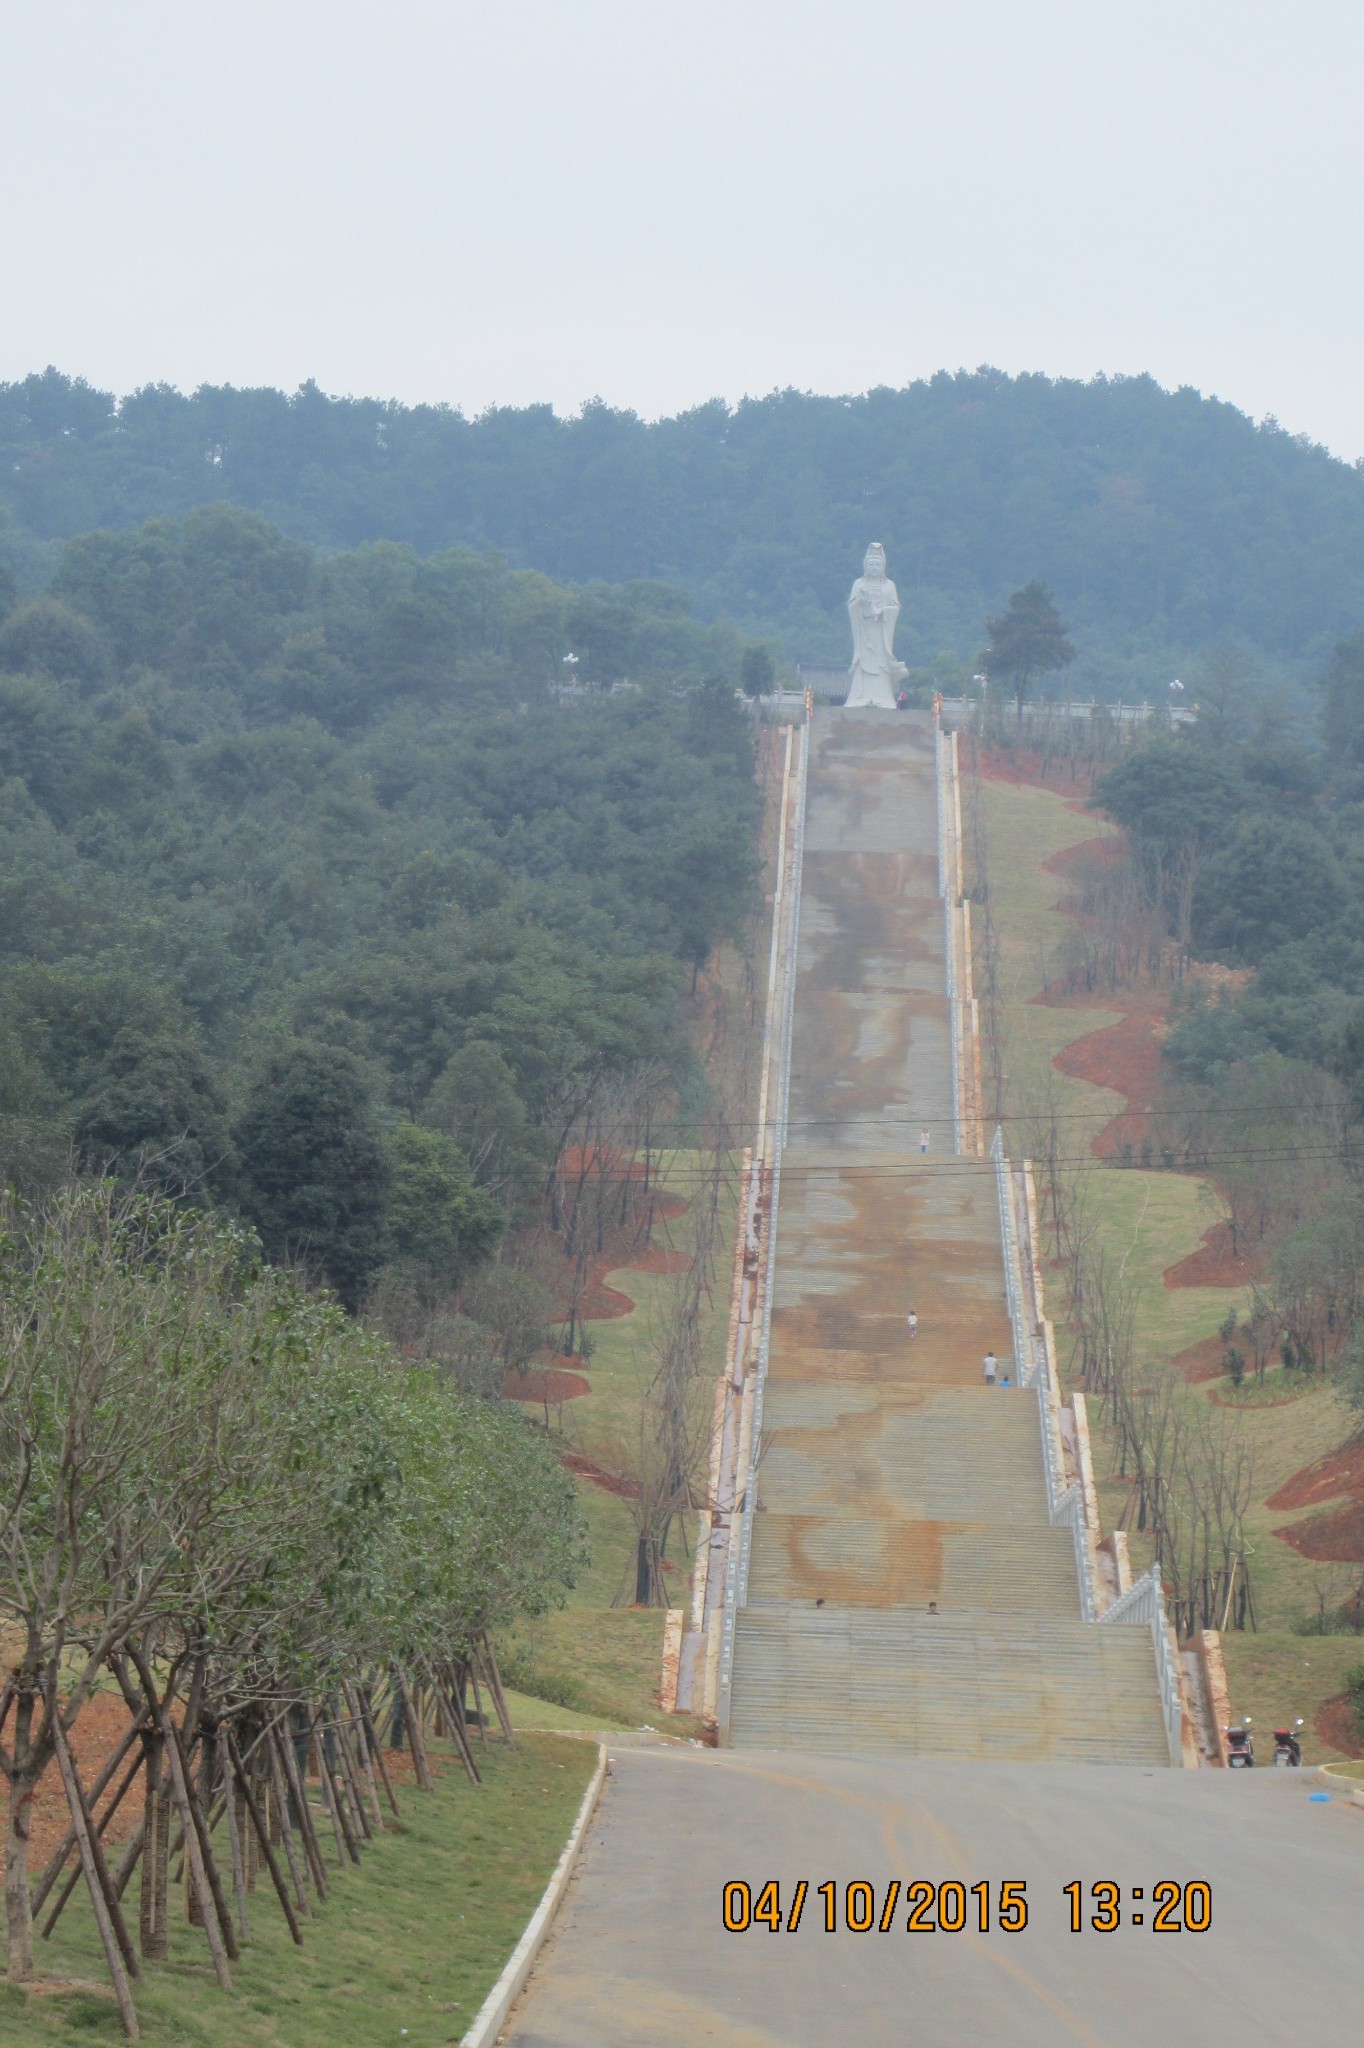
6, 1, 1363, 457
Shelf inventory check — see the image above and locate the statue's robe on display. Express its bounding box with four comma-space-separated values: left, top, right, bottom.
845, 573, 908, 707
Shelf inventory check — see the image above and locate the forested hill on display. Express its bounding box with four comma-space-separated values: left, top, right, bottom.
4, 367, 1364, 684
0, 506, 759, 1310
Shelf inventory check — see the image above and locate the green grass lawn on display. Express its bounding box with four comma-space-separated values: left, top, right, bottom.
4, 1731, 596, 2048
502, 1687, 630, 1733
1219, 1633, 1364, 1764
500, 1607, 703, 1738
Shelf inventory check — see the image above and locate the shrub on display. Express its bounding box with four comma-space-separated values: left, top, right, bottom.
1344, 1663, 1364, 1744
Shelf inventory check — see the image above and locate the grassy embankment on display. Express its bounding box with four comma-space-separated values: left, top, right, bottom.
5, 1730, 596, 2047
980, 770, 1363, 1759
501, 1154, 733, 1738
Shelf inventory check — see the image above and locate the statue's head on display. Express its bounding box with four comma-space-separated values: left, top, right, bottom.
863, 542, 886, 579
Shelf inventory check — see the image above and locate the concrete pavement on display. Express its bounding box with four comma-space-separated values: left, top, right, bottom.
504, 1743, 1361, 2048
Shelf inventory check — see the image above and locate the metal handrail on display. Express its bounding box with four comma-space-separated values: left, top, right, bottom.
990, 1128, 1034, 1385
937, 728, 961, 1156
1098, 1569, 1184, 1765
996, 1134, 1099, 1621
1100, 1570, 1160, 1627
717, 711, 810, 1731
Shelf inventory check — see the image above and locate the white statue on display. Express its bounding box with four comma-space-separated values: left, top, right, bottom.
845, 542, 909, 708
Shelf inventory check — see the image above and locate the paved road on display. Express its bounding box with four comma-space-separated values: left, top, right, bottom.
505, 1745, 1360, 2048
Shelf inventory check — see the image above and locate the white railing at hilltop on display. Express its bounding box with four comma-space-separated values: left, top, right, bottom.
1099, 1569, 1184, 1765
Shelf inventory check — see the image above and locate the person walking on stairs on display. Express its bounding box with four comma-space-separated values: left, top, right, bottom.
907, 1310, 918, 1342
919, 1127, 930, 1154
983, 1349, 998, 1386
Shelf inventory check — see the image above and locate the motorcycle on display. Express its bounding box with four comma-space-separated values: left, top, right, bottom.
1226, 1717, 1255, 1768
1273, 1719, 1304, 1767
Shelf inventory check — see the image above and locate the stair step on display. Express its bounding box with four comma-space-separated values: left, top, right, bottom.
728, 1608, 1170, 1763
747, 1516, 1080, 1610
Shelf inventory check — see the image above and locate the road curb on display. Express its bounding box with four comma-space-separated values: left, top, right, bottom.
460, 1743, 608, 2048
1315, 1762, 1364, 1808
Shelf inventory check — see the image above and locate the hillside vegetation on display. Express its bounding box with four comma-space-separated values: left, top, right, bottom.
4, 368, 1364, 684
0, 505, 759, 1313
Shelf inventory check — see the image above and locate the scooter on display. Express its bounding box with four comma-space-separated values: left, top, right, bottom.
1225, 1718, 1254, 1768
1273, 1719, 1304, 1767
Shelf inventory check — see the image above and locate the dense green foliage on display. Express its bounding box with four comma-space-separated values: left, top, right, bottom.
0, 504, 760, 1307
5, 367, 1364, 681
1094, 645, 1364, 1469
1096, 677, 1364, 1075
0, 1181, 584, 1991
0, 1185, 581, 1679
980, 580, 1074, 715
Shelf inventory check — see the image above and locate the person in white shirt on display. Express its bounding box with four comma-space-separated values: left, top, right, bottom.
907, 1310, 918, 1341
983, 1350, 998, 1385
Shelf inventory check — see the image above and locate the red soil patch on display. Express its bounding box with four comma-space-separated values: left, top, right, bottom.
978, 742, 1097, 800
558, 1144, 657, 1184
12, 1693, 147, 1878
1316, 1694, 1364, 1758
1274, 1502, 1364, 1563
1043, 833, 1125, 881
1268, 1438, 1364, 1513
2, 1694, 425, 1888
1163, 1221, 1267, 1290
552, 1239, 694, 1325
572, 1259, 638, 1320
1052, 1004, 1165, 1158
558, 1449, 641, 1499
1267, 1431, 1364, 1566
1172, 1333, 1232, 1384
504, 1367, 591, 1404
621, 1245, 691, 1277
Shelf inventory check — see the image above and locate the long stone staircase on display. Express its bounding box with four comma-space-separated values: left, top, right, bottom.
727, 710, 1169, 1764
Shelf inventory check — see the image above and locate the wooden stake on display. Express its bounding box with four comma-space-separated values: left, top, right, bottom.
479, 1636, 516, 1742
139, 1731, 170, 1961
221, 1744, 250, 1943
312, 1725, 358, 1865
422, 1663, 480, 1786
331, 1708, 374, 1839
51, 1712, 141, 2040
356, 1685, 401, 1820
275, 1720, 327, 1900
344, 1682, 385, 1832
392, 1668, 433, 1792
225, 1732, 304, 1946
178, 1726, 239, 1961
467, 1660, 490, 1751
40, 1744, 144, 1938
33, 1709, 147, 1915
162, 1720, 233, 1988
264, 1723, 312, 1917
109, 1818, 146, 1903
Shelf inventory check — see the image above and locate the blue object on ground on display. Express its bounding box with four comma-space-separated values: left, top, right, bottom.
1309, 1792, 1331, 1802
